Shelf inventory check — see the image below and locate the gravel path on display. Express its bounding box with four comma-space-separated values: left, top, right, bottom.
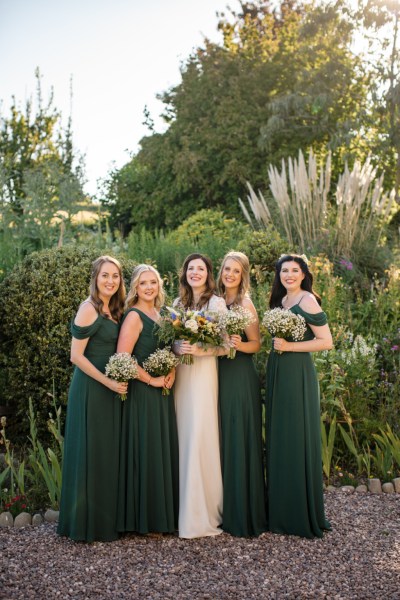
1, 492, 400, 599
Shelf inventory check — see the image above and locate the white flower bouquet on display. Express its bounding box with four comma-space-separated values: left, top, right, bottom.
104, 352, 138, 400
142, 347, 180, 395
262, 308, 307, 354
218, 306, 256, 359
157, 307, 224, 365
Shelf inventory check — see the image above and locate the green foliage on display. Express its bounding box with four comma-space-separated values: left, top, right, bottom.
102, 1, 370, 232
237, 226, 288, 281
0, 70, 86, 278
127, 209, 250, 277
0, 245, 136, 439
321, 415, 337, 484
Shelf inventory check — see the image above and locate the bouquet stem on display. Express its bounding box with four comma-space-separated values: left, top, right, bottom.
228, 347, 237, 360
119, 393, 127, 401
181, 354, 194, 366
162, 387, 170, 396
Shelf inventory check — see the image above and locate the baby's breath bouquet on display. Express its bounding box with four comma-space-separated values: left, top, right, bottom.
262, 308, 307, 354
157, 307, 224, 365
142, 347, 179, 395
105, 352, 138, 400
218, 306, 256, 359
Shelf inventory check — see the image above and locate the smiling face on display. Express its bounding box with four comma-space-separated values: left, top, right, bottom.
136, 270, 159, 303
186, 258, 208, 292
279, 260, 305, 294
96, 261, 121, 301
221, 258, 242, 293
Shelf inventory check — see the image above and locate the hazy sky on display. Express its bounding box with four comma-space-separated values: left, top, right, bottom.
0, 0, 230, 194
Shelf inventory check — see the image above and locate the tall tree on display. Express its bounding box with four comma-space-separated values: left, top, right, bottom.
103, 0, 370, 232
0, 70, 86, 269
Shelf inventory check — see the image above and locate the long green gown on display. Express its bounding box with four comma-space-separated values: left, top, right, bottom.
265, 305, 331, 539
219, 333, 267, 537
117, 308, 179, 534
58, 314, 121, 542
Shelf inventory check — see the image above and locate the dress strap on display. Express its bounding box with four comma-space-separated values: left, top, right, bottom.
296, 294, 307, 306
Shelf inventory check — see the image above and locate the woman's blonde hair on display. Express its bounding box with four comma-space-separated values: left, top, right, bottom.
89, 255, 126, 322
125, 264, 165, 309
217, 251, 251, 305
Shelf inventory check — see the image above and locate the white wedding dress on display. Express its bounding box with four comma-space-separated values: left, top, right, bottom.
174, 294, 227, 538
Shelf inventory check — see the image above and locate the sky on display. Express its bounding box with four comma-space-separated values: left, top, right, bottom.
0, 0, 230, 195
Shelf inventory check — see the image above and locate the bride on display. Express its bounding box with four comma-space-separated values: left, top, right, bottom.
173, 253, 227, 538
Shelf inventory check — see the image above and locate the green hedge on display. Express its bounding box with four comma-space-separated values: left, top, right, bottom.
0, 245, 136, 439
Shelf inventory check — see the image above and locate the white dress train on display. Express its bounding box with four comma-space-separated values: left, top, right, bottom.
174, 294, 227, 538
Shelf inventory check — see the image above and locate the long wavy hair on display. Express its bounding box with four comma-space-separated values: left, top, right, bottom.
125, 264, 165, 310
89, 255, 126, 322
178, 253, 216, 309
217, 251, 250, 305
269, 254, 321, 309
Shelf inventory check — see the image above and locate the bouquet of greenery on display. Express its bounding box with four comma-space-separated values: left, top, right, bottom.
157, 307, 225, 365
105, 352, 138, 400
142, 347, 180, 395
218, 306, 256, 359
262, 308, 307, 354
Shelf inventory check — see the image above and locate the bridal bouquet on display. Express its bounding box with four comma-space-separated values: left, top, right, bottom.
262, 308, 307, 354
157, 307, 224, 365
105, 352, 138, 400
218, 306, 256, 359
142, 347, 179, 395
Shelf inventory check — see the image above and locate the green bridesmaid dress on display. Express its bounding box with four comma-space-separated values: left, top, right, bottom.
265, 305, 331, 539
117, 308, 179, 534
219, 333, 267, 537
58, 314, 121, 542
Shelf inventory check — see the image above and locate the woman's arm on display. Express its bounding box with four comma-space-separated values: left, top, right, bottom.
70, 303, 127, 394
273, 295, 333, 353
229, 297, 261, 354
117, 310, 166, 388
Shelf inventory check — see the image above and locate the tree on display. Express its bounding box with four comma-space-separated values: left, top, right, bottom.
103, 0, 370, 233
0, 70, 86, 274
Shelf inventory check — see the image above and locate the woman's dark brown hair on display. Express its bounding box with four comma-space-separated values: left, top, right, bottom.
269, 254, 321, 309
178, 253, 216, 309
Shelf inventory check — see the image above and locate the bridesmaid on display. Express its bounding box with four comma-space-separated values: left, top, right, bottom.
266, 254, 333, 538
117, 264, 179, 534
58, 255, 127, 542
173, 253, 227, 538
217, 251, 267, 537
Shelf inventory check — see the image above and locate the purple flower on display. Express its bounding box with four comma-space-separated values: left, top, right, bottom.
339, 258, 353, 270
391, 345, 399, 351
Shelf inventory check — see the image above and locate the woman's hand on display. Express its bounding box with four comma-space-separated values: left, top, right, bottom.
164, 368, 176, 388
229, 334, 242, 350
148, 375, 166, 388
273, 337, 291, 352
107, 379, 128, 394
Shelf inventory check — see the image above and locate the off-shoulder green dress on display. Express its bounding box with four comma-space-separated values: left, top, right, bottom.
265, 305, 331, 539
58, 314, 121, 542
117, 308, 179, 534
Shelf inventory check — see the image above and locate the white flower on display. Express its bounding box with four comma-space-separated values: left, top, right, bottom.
185, 319, 199, 333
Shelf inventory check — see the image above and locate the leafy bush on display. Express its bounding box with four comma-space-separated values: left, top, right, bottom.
237, 226, 288, 281
127, 209, 251, 280
0, 245, 136, 440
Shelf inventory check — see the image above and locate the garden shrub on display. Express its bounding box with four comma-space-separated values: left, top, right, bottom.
237, 226, 287, 281
126, 209, 251, 289
0, 245, 136, 440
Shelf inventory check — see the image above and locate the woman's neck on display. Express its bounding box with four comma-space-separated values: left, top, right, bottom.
225, 289, 239, 306
192, 287, 206, 307
135, 299, 157, 314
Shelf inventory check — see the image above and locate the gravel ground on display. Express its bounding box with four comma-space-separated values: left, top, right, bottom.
1, 492, 399, 600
